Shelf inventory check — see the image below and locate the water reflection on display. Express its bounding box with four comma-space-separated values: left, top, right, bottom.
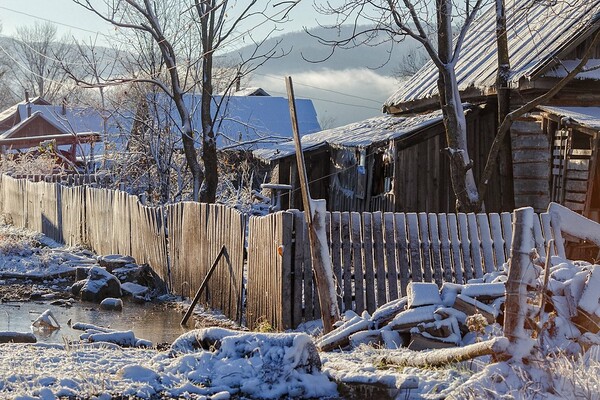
1, 301, 193, 345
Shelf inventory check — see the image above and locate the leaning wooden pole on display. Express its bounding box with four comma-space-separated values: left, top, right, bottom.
286, 76, 340, 333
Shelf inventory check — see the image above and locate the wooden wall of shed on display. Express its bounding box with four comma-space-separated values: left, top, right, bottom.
394, 127, 452, 212
271, 107, 515, 214
394, 107, 512, 213
275, 148, 331, 211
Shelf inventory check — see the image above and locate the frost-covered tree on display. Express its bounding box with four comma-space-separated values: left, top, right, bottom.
7, 22, 73, 102
72, 0, 296, 203
313, 0, 487, 212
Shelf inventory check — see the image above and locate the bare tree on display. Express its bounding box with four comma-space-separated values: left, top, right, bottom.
314, 0, 487, 212
5, 22, 73, 101
72, 0, 296, 203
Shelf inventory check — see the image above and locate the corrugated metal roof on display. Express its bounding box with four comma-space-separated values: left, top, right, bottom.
538, 105, 600, 131
253, 109, 444, 162
384, 0, 600, 112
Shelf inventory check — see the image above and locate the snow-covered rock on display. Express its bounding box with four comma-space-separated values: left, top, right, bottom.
100, 297, 123, 311
76, 266, 122, 302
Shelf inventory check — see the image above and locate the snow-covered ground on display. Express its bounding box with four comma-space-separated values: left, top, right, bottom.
1, 224, 600, 399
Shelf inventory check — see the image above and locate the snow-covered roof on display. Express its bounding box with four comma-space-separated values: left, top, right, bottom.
544, 59, 600, 80
384, 0, 600, 113
253, 109, 444, 162
229, 87, 270, 96
0, 111, 66, 139
156, 93, 321, 151
538, 105, 600, 131
0, 97, 50, 128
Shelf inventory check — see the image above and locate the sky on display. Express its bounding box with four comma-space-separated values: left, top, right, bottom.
0, 0, 397, 127
0, 0, 326, 45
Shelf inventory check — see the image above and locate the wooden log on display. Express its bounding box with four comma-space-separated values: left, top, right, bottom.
318, 315, 370, 352
453, 294, 497, 324
381, 337, 509, 367
0, 332, 37, 343
408, 333, 457, 351
504, 207, 536, 361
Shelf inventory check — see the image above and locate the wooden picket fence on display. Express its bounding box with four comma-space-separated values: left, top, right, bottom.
0, 174, 567, 332
0, 175, 244, 323
246, 209, 562, 330
167, 202, 246, 324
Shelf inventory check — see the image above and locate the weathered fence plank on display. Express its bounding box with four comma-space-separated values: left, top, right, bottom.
468, 213, 484, 279
341, 212, 352, 311
477, 213, 495, 274
428, 213, 443, 286
406, 213, 423, 282
372, 211, 387, 308
447, 214, 463, 284
350, 212, 365, 314
457, 213, 472, 283
362, 212, 376, 313
418, 213, 432, 283
394, 213, 410, 297
330, 212, 342, 312
383, 212, 398, 301
489, 213, 506, 267
438, 214, 454, 283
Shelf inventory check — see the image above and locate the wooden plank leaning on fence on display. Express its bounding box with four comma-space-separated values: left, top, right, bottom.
181, 245, 227, 326
286, 76, 340, 333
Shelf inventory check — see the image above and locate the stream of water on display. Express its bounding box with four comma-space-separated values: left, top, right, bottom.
0, 300, 193, 345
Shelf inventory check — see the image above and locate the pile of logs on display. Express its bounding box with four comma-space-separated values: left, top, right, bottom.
318, 256, 600, 354
317, 273, 507, 353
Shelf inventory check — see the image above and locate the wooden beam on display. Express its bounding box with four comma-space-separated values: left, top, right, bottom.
286, 76, 340, 333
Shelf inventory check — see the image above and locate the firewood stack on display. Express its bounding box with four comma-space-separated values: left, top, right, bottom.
318, 257, 600, 354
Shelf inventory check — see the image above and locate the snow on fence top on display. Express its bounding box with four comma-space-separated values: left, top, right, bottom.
383, 0, 600, 113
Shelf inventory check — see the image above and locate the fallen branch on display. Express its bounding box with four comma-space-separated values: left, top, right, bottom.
380, 336, 509, 367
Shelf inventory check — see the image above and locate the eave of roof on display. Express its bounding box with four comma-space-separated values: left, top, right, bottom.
253, 109, 447, 162
538, 105, 600, 131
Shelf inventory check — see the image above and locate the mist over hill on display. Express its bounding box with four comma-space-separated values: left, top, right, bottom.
223, 26, 422, 127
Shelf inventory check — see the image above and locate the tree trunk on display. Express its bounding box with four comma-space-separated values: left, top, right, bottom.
441, 67, 481, 212
504, 206, 535, 361
437, 0, 481, 213
199, 0, 218, 203
381, 337, 509, 367
495, 0, 515, 211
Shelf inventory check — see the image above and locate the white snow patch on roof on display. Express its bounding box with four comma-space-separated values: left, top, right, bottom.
538, 105, 600, 131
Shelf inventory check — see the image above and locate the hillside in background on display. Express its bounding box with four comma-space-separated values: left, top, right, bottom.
223, 26, 422, 127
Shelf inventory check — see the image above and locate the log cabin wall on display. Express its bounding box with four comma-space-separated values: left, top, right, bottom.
511, 116, 550, 212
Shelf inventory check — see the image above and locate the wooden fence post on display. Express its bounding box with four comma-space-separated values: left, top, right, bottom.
504, 206, 535, 361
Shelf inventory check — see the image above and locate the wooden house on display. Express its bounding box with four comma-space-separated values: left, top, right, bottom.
256, 0, 600, 215
383, 0, 600, 213
0, 97, 101, 164
538, 106, 600, 218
